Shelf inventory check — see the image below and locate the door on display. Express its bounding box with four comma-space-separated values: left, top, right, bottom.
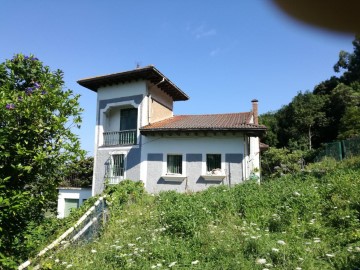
64, 198, 79, 217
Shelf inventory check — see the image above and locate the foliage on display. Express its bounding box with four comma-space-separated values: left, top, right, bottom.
34, 157, 360, 270
261, 147, 306, 178
59, 156, 93, 187
334, 34, 360, 84
0, 54, 84, 266
261, 35, 360, 153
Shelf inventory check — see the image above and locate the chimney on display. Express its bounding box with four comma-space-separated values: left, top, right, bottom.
251, 99, 258, 125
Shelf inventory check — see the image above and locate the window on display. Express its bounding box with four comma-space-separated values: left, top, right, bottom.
112, 154, 124, 177
167, 154, 182, 174
206, 154, 221, 172
120, 108, 137, 131
64, 198, 79, 217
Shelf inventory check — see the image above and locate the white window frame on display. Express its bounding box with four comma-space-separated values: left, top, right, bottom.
162, 153, 186, 182
107, 151, 127, 184
201, 153, 226, 181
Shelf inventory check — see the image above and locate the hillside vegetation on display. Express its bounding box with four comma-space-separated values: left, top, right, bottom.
38, 158, 360, 270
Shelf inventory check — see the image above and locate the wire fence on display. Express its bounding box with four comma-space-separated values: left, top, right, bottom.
315, 136, 360, 162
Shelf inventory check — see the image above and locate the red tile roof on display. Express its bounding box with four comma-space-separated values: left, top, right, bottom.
140, 113, 266, 135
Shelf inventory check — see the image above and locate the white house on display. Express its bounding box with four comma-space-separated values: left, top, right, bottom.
77, 66, 266, 195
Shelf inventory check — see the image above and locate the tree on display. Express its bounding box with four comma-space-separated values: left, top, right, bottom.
259, 112, 279, 147
60, 156, 93, 188
0, 54, 84, 265
334, 35, 360, 84
290, 91, 327, 150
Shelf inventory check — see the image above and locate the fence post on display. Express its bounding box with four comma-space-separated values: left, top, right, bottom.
337, 141, 343, 161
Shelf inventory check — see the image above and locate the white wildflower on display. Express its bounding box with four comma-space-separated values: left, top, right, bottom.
326, 253, 335, 257
277, 240, 286, 245
151, 265, 156, 269
91, 249, 97, 253
256, 258, 267, 264
62, 262, 67, 265
271, 248, 279, 252
293, 191, 301, 196
136, 237, 141, 241
169, 261, 177, 267
265, 263, 272, 267
66, 265, 73, 269
191, 260, 199, 265
128, 243, 135, 247
296, 268, 302, 270
54, 259, 60, 263
314, 239, 321, 243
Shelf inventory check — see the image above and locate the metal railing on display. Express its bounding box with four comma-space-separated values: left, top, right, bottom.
103, 130, 137, 146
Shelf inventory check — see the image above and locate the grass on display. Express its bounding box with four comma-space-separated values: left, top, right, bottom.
38, 157, 360, 269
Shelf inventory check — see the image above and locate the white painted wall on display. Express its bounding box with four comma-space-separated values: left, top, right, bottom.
97, 81, 147, 101
140, 135, 247, 188
57, 188, 92, 218
149, 84, 173, 110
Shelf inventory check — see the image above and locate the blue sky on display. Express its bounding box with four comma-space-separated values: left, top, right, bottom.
0, 1, 354, 155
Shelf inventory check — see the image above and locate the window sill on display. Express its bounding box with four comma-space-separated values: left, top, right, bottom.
161, 175, 186, 182
201, 175, 226, 181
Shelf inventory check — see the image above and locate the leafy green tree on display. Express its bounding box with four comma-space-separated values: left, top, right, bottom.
334, 35, 360, 83
261, 147, 305, 178
60, 156, 93, 188
259, 112, 279, 147
0, 54, 84, 265
290, 91, 327, 150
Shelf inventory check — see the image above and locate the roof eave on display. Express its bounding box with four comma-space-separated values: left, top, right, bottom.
77, 66, 189, 101
140, 127, 267, 136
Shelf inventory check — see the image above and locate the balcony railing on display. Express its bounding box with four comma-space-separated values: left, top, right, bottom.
103, 130, 137, 146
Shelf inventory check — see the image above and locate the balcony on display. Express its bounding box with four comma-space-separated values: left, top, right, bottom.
103, 130, 137, 146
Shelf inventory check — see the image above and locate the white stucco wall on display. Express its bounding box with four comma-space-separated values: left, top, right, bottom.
140, 134, 250, 193
97, 81, 147, 101
57, 188, 92, 218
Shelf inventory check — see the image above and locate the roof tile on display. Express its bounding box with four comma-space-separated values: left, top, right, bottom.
140, 112, 266, 131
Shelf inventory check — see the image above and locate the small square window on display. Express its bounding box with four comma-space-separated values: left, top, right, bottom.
206, 154, 221, 172
167, 154, 182, 174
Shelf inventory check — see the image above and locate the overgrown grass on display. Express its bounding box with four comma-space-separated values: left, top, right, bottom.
37, 157, 360, 269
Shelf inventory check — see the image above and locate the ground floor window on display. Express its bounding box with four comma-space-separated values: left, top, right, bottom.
112, 154, 125, 177
105, 154, 125, 184
206, 154, 221, 172
64, 198, 79, 217
167, 154, 182, 174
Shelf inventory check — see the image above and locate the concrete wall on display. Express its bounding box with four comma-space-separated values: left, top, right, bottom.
93, 146, 141, 194
97, 80, 146, 101
93, 90, 144, 195
57, 188, 92, 218
150, 98, 173, 123
141, 134, 247, 193
148, 83, 173, 123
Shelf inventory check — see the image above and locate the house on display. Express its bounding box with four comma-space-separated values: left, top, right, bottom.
77, 66, 266, 195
